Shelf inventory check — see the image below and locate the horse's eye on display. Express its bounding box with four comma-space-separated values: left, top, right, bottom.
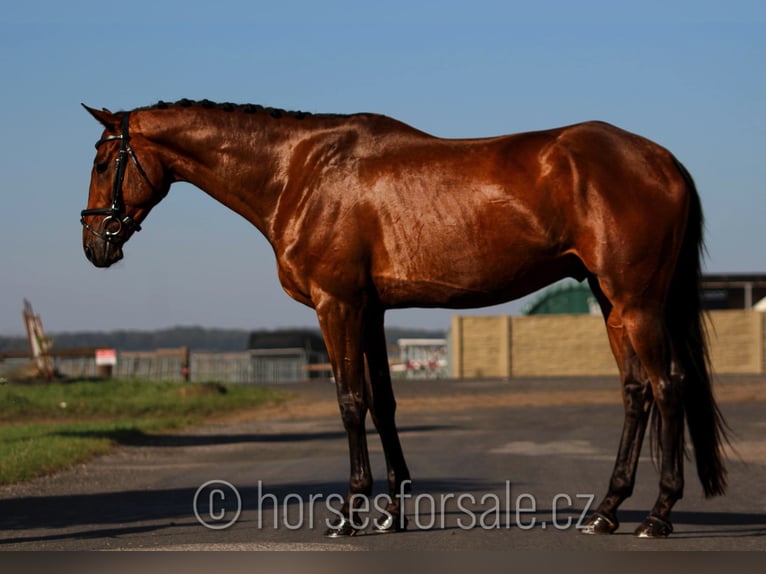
95, 161, 109, 174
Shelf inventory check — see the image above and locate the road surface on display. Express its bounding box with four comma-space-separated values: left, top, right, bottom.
1, 376, 765, 550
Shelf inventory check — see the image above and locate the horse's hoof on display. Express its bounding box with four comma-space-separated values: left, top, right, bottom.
324, 517, 359, 538
634, 515, 673, 538
372, 512, 408, 534
580, 512, 619, 535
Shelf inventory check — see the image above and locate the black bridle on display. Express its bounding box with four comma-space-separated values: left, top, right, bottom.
80, 112, 162, 243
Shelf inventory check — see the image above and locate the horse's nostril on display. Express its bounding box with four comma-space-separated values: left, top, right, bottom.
84, 244, 93, 261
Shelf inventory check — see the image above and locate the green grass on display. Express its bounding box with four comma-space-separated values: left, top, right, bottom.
0, 379, 289, 485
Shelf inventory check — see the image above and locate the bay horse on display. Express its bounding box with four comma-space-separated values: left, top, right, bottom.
80, 99, 728, 538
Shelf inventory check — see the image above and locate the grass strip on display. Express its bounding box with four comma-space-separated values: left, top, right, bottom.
0, 379, 288, 485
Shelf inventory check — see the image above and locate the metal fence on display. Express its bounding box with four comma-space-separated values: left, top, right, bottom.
51, 348, 329, 384
52, 350, 187, 381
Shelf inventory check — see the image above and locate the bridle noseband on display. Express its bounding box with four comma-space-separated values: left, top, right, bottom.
81, 112, 162, 243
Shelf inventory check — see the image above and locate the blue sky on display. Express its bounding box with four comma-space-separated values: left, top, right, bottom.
1, 1, 764, 335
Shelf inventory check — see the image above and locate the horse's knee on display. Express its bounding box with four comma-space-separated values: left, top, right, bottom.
338, 397, 366, 430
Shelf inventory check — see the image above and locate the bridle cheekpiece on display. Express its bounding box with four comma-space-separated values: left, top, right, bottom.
80, 112, 161, 243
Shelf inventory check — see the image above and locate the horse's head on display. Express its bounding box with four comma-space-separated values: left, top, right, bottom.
81, 105, 169, 267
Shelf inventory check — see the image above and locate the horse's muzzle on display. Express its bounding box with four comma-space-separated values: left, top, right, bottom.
83, 237, 124, 268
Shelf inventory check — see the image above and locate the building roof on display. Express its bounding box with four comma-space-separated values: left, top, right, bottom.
522, 274, 766, 315
248, 329, 327, 352
702, 273, 766, 286
521, 281, 597, 315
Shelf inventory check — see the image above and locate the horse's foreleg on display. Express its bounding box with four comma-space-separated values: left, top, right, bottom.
363, 308, 411, 533
315, 297, 372, 537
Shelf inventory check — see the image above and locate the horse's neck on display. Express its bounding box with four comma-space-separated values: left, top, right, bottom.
141, 109, 307, 241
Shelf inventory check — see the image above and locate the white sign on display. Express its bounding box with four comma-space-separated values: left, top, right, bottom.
95, 348, 117, 366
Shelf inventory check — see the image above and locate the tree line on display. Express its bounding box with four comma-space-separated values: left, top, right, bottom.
0, 325, 445, 353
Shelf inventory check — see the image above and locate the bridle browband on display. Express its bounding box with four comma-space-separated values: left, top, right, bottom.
80, 112, 162, 243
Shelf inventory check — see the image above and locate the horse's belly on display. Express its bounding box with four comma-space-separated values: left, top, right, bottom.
372, 250, 579, 309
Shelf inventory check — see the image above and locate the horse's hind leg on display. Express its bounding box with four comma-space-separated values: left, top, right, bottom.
582, 321, 654, 534
582, 282, 654, 535
362, 307, 411, 532
622, 307, 686, 538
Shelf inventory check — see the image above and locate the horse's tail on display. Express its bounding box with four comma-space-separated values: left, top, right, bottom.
664, 159, 728, 497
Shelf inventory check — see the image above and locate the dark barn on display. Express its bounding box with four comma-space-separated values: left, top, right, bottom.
248, 329, 329, 382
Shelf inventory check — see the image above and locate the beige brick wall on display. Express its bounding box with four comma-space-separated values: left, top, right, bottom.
450, 310, 765, 378
707, 310, 763, 374
510, 314, 617, 377
450, 315, 511, 378
763, 313, 766, 373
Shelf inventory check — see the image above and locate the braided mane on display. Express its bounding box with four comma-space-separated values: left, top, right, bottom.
135, 98, 354, 120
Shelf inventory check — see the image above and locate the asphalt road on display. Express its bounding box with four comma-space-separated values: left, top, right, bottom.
1, 376, 765, 551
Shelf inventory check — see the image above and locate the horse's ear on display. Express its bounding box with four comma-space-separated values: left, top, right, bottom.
81, 104, 119, 130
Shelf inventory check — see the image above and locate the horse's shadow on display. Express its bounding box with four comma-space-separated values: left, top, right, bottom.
49, 423, 453, 447
0, 477, 501, 545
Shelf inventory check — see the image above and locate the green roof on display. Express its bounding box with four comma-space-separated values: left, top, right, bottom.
521, 281, 598, 315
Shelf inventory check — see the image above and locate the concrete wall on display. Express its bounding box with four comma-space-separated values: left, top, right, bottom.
450, 310, 766, 378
